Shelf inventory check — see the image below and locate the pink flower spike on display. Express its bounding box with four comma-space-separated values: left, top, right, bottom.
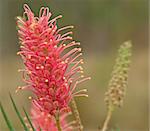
17, 4, 90, 116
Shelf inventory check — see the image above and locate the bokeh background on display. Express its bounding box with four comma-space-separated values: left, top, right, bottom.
0, 0, 148, 130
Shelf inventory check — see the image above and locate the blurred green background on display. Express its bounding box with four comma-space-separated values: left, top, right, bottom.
0, 0, 148, 130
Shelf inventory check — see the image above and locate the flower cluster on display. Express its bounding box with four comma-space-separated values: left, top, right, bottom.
16, 4, 90, 116
105, 41, 132, 108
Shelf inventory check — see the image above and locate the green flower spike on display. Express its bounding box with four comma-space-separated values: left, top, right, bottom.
101, 41, 132, 131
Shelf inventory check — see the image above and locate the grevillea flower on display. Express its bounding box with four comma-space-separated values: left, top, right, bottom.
28, 102, 74, 131
16, 4, 90, 116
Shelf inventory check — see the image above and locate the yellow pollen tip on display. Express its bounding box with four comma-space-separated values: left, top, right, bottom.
36, 66, 40, 69
85, 89, 88, 92
85, 95, 89, 97
28, 96, 32, 100
59, 15, 63, 18
47, 114, 51, 118
15, 86, 22, 93
18, 69, 21, 72
67, 36, 72, 39
28, 55, 31, 59
17, 52, 20, 55
81, 75, 84, 78
78, 48, 82, 52
41, 66, 44, 69
80, 89, 88, 92
79, 66, 83, 70
39, 98, 43, 101
46, 56, 49, 59
80, 71, 84, 73
45, 79, 49, 82
88, 77, 91, 80
17, 86, 22, 90
18, 86, 22, 89
65, 60, 68, 63
63, 44, 66, 46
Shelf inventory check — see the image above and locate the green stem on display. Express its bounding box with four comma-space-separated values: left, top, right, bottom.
55, 114, 62, 131
70, 98, 83, 131
101, 106, 114, 131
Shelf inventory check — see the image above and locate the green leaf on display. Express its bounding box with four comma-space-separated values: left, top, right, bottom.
9, 93, 29, 131
23, 107, 36, 131
0, 102, 15, 131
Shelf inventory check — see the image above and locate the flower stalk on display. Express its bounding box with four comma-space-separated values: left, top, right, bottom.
70, 98, 83, 131
55, 113, 62, 131
101, 106, 114, 131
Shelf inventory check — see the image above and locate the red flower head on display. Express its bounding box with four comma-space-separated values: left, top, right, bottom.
30, 102, 73, 131
16, 4, 90, 116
